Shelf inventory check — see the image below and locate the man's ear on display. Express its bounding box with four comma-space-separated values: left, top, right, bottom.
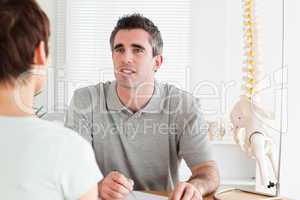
153, 54, 163, 72
33, 41, 47, 66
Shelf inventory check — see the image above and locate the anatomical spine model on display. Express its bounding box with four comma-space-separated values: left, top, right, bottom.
230, 0, 277, 188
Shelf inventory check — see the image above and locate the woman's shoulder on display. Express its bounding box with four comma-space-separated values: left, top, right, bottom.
30, 117, 90, 149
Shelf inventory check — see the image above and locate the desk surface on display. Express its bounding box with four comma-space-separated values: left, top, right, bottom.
145, 191, 290, 200
145, 191, 215, 200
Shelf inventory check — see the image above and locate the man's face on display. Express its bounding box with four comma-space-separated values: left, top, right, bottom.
112, 29, 162, 90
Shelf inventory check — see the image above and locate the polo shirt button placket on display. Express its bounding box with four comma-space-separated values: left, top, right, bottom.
126, 117, 133, 139
129, 114, 140, 140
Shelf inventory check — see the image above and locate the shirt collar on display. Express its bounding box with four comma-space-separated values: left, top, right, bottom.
107, 81, 126, 112
140, 80, 162, 113
106, 80, 163, 113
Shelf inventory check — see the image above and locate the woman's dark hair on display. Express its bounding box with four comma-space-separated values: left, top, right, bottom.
0, 0, 50, 85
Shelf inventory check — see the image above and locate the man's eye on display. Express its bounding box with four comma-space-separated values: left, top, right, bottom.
115, 48, 124, 53
133, 48, 144, 53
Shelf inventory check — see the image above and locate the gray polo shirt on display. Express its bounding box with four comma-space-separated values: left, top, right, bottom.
65, 80, 212, 191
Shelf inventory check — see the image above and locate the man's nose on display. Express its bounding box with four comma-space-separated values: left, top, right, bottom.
122, 51, 133, 64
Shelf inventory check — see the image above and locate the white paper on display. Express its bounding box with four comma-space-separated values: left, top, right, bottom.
125, 191, 168, 200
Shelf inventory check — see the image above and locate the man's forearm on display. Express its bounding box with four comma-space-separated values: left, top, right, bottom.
187, 162, 220, 196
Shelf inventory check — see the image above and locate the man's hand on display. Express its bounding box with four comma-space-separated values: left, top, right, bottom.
98, 171, 134, 200
169, 182, 203, 200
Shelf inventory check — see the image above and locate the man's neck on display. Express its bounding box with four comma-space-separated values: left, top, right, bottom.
116, 81, 155, 113
0, 84, 35, 117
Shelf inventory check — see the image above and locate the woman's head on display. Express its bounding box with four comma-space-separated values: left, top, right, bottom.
0, 0, 50, 88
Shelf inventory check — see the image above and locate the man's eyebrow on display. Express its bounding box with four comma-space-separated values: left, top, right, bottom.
113, 44, 123, 50
131, 44, 145, 50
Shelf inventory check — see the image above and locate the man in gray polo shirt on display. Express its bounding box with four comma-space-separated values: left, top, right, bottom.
65, 14, 219, 200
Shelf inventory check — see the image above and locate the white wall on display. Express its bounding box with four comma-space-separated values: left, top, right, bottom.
279, 0, 300, 198
191, 0, 235, 124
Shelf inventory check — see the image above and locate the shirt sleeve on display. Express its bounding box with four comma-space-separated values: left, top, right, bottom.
59, 134, 103, 200
177, 95, 213, 169
64, 88, 93, 145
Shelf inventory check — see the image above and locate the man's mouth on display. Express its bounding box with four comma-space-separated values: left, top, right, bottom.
118, 68, 136, 75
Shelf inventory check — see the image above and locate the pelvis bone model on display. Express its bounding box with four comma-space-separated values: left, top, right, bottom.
230, 95, 277, 188
230, 0, 277, 188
